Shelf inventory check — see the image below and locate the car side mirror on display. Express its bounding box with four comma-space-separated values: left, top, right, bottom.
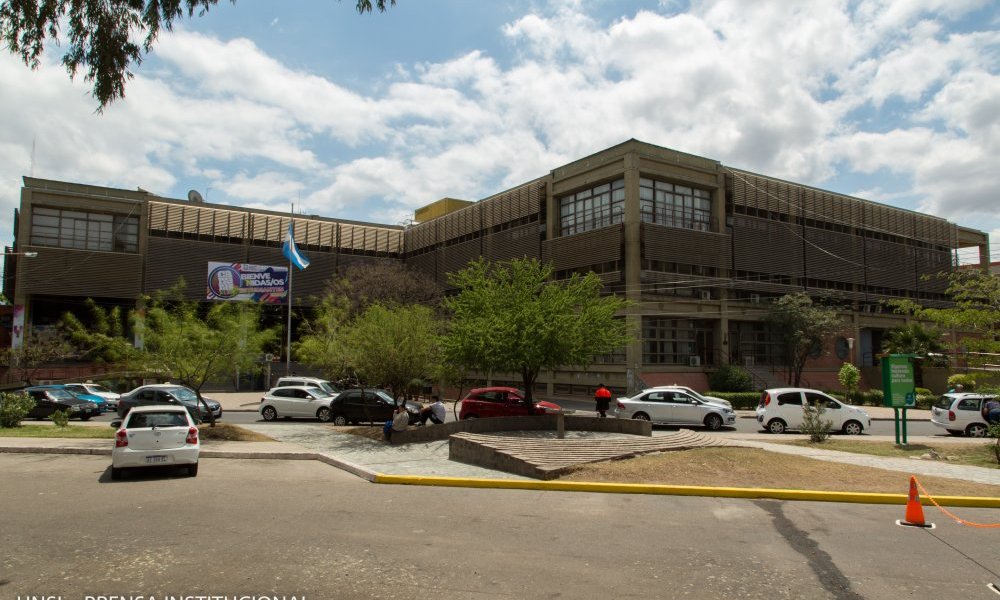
110, 420, 122, 428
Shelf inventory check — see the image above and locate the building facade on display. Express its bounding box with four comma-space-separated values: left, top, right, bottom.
4, 140, 990, 393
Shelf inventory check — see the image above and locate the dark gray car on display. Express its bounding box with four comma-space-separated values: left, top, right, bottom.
117, 384, 222, 421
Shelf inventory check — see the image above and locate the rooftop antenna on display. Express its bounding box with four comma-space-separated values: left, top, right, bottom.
188, 189, 205, 203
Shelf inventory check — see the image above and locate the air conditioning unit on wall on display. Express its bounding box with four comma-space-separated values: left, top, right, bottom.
749, 293, 761, 304
689, 356, 702, 367
699, 290, 711, 300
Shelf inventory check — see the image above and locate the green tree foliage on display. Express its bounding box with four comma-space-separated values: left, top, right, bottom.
838, 363, 860, 404
339, 303, 441, 402
0, 0, 395, 108
881, 322, 947, 388
707, 364, 754, 392
442, 258, 632, 402
893, 269, 1000, 378
296, 293, 352, 379
60, 298, 142, 366
135, 283, 279, 424
764, 293, 844, 387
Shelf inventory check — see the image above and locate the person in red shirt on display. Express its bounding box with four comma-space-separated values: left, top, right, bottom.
594, 383, 612, 418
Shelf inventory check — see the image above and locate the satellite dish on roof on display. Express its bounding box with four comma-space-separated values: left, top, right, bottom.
188, 189, 205, 203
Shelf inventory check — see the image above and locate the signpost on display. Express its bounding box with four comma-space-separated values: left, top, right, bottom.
881, 354, 917, 445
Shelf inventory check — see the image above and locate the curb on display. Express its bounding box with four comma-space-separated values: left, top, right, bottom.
4, 446, 997, 508
373, 473, 1000, 508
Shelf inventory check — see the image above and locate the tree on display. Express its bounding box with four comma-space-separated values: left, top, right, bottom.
0, 328, 74, 386
135, 284, 279, 425
295, 293, 352, 380
881, 323, 947, 388
60, 298, 142, 367
339, 303, 441, 403
838, 363, 860, 404
0, 0, 395, 108
323, 261, 443, 318
764, 293, 844, 387
893, 269, 1000, 377
442, 257, 632, 402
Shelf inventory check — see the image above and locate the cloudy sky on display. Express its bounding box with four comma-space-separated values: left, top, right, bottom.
1, 0, 998, 264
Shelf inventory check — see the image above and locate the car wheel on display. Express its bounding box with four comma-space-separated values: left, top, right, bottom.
766, 419, 786, 434
110, 467, 123, 480
261, 406, 278, 421
317, 407, 332, 422
187, 463, 198, 477
703, 413, 723, 431
332, 413, 348, 426
632, 412, 650, 421
841, 420, 863, 435
966, 423, 988, 438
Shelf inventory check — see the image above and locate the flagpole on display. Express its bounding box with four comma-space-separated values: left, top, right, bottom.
286, 203, 293, 377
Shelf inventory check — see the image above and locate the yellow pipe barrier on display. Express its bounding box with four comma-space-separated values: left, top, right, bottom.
374, 474, 1000, 508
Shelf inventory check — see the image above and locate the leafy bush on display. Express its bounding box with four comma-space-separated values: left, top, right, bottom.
0, 392, 35, 428
915, 395, 936, 410
915, 387, 932, 397
801, 403, 832, 443
707, 365, 754, 392
856, 389, 883, 406
947, 374, 976, 391
838, 363, 860, 403
50, 409, 70, 427
706, 391, 760, 410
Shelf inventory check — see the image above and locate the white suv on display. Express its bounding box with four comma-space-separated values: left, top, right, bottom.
756, 388, 870, 435
930, 393, 994, 437
273, 376, 338, 395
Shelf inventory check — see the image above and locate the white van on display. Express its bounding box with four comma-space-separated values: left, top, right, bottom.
273, 376, 339, 396
756, 388, 870, 435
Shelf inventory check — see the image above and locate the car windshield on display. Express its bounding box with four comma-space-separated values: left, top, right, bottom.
934, 396, 955, 410
317, 382, 337, 394
305, 387, 333, 397
88, 384, 112, 394
47, 389, 75, 400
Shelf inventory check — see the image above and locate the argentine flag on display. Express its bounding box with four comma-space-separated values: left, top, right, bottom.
282, 222, 311, 270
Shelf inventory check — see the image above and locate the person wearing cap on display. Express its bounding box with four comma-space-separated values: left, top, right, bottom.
594, 383, 612, 418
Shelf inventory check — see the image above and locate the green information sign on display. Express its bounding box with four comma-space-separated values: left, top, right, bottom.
881, 354, 916, 408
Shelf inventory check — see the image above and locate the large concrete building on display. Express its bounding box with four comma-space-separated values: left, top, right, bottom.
4, 139, 990, 393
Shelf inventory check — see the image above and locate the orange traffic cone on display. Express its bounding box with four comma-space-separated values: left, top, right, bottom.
897, 476, 934, 528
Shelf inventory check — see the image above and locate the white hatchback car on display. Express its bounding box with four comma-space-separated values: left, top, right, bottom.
756, 388, 870, 435
111, 405, 200, 479
259, 386, 338, 422
614, 388, 736, 430
930, 393, 995, 437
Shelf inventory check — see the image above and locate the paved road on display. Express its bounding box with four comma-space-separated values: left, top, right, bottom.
1, 453, 998, 599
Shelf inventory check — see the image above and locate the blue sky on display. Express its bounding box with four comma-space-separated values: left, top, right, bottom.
1, 0, 999, 264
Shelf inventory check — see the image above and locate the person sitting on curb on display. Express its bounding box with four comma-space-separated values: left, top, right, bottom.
417, 395, 446, 426
383, 403, 411, 442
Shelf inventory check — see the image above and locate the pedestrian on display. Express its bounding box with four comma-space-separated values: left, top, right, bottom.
594, 383, 612, 418
383, 403, 411, 442
982, 397, 1000, 425
418, 395, 446, 426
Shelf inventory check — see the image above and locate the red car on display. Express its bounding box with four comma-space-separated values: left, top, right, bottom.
458, 387, 561, 419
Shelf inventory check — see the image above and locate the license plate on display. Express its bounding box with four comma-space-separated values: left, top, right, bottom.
145, 455, 167, 464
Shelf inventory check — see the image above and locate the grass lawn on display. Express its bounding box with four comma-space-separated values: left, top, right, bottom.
0, 422, 272, 442
779, 439, 1000, 469
560, 447, 1000, 498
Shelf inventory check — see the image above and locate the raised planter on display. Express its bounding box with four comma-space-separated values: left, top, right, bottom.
389, 414, 651, 445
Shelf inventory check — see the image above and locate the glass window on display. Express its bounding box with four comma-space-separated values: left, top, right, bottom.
558, 178, 625, 236
30, 206, 138, 253
639, 178, 713, 231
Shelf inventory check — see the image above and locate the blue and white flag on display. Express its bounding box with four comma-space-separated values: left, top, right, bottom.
282, 222, 311, 270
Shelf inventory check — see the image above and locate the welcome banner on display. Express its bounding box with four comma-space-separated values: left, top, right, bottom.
206, 262, 288, 304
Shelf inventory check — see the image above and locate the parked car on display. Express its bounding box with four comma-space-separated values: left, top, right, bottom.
259, 386, 338, 422
23, 386, 102, 421
613, 388, 735, 430
64, 382, 120, 410
930, 392, 995, 437
756, 388, 870, 435
117, 384, 222, 422
28, 384, 109, 412
273, 376, 339, 396
328, 389, 421, 426
458, 387, 561, 420
647, 385, 733, 409
110, 405, 200, 479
